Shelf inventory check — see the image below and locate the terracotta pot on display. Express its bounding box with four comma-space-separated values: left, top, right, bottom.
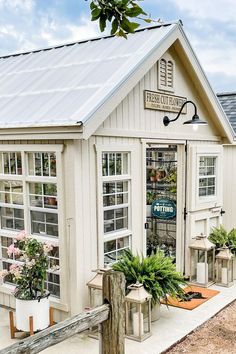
15, 295, 50, 332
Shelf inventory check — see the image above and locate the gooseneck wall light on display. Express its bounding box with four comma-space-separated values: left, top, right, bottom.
163, 100, 207, 128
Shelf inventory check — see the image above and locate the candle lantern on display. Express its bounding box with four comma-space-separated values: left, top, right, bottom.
189, 234, 215, 287
125, 283, 152, 342
86, 268, 109, 339
215, 246, 234, 287
87, 269, 105, 308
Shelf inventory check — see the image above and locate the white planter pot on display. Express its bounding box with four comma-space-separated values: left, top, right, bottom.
15, 296, 50, 332
151, 303, 161, 322
233, 257, 236, 280
146, 205, 152, 217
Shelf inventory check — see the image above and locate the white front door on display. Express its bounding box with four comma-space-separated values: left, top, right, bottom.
185, 144, 223, 275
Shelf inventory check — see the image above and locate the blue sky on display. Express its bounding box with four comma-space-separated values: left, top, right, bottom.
0, 0, 235, 93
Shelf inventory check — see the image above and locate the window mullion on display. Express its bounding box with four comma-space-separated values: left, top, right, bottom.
22, 152, 30, 234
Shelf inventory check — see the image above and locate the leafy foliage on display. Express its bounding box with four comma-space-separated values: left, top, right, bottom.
88, 0, 153, 38
227, 228, 236, 254
0, 232, 56, 300
208, 225, 229, 249
112, 249, 186, 305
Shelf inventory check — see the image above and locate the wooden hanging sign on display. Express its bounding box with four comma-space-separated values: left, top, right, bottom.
144, 90, 187, 113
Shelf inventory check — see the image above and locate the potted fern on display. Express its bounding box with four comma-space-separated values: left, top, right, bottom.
112, 249, 186, 321
208, 225, 236, 280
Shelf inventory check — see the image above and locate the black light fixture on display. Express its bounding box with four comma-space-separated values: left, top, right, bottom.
163, 100, 207, 127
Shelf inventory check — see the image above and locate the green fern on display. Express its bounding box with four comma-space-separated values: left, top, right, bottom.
112, 249, 186, 305
208, 225, 229, 248
228, 228, 236, 255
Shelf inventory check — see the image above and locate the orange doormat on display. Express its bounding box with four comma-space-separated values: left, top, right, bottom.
161, 286, 220, 310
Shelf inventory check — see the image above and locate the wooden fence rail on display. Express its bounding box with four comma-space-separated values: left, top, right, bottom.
0, 271, 125, 354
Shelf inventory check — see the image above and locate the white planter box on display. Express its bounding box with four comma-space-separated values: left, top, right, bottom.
15, 296, 50, 332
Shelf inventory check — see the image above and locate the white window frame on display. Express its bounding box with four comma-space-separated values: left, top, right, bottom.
158, 53, 175, 92
198, 156, 217, 198
96, 145, 136, 268
0, 145, 68, 310
189, 145, 223, 211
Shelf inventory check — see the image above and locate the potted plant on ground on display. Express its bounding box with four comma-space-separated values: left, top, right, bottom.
208, 225, 228, 249
146, 191, 155, 217
112, 249, 186, 321
149, 169, 156, 182
0, 231, 56, 332
208, 225, 236, 280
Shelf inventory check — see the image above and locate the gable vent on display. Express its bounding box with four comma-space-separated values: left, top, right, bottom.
160, 58, 167, 87
158, 56, 174, 92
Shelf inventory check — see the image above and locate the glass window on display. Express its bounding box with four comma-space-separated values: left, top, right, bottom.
0, 149, 61, 298
102, 152, 128, 177
45, 246, 60, 298
102, 151, 131, 265
1, 236, 60, 297
29, 183, 57, 209
199, 157, 216, 197
28, 152, 57, 177
0, 181, 23, 205
1, 207, 24, 231
103, 181, 128, 207
104, 235, 131, 265
31, 211, 58, 237
0, 152, 22, 175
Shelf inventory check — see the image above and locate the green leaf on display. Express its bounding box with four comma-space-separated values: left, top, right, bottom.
90, 2, 97, 11
121, 17, 139, 33
125, 4, 147, 17
91, 8, 101, 21
111, 18, 119, 35
99, 15, 107, 32
116, 29, 127, 39
143, 18, 152, 23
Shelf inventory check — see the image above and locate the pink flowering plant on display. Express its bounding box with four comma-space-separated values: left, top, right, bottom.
0, 231, 55, 300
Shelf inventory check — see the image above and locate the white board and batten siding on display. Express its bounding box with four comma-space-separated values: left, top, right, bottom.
222, 145, 236, 231
96, 48, 221, 142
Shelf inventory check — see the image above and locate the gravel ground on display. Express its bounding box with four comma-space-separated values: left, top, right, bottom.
166, 300, 236, 354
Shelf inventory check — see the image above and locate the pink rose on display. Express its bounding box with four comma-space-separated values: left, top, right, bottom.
15, 230, 27, 241
7, 244, 21, 257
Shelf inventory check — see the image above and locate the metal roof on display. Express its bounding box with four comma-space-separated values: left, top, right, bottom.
217, 92, 236, 134
0, 23, 177, 129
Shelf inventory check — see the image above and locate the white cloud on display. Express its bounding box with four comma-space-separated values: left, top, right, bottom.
0, 2, 100, 56
172, 0, 236, 21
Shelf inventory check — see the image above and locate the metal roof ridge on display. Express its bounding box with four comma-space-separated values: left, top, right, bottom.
217, 92, 236, 97
0, 20, 180, 60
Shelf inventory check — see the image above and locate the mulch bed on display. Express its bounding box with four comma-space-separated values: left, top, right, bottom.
165, 300, 236, 354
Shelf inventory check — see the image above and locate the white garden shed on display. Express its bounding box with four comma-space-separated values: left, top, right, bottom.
0, 21, 234, 321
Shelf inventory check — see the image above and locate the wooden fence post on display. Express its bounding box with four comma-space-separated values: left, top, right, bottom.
101, 270, 125, 354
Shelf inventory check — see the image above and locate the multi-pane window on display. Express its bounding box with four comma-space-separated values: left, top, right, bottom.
0, 150, 60, 298
102, 152, 131, 265
45, 246, 60, 298
1, 235, 60, 298
28, 152, 56, 177
199, 157, 216, 197
102, 152, 128, 176
104, 235, 131, 265
0, 152, 22, 175
1, 236, 21, 285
